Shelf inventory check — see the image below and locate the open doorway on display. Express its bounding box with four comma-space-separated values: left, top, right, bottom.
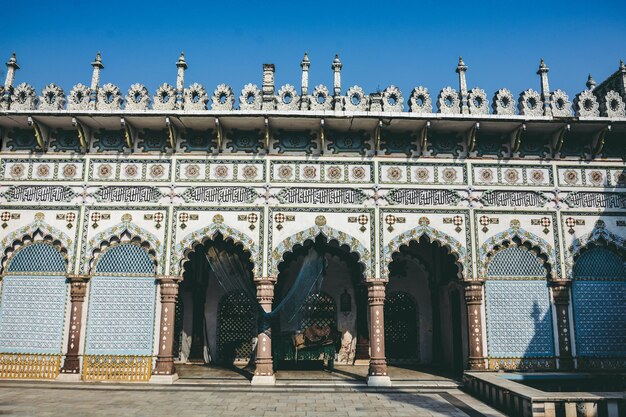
272, 234, 368, 369
174, 233, 257, 368
386, 236, 468, 374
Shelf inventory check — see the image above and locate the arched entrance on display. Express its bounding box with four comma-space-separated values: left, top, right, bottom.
387, 236, 467, 373
272, 234, 368, 368
176, 232, 257, 366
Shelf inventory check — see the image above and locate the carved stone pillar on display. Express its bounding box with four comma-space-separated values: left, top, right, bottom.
464, 280, 487, 370
59, 275, 90, 379
550, 280, 574, 370
151, 276, 182, 383
367, 281, 391, 386
251, 276, 276, 385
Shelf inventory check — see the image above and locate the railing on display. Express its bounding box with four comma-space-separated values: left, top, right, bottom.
0, 353, 61, 379
83, 355, 152, 382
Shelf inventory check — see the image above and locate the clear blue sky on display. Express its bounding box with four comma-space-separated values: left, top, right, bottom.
2, 0, 625, 102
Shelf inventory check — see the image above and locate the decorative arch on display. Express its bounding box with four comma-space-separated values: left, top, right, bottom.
174, 223, 260, 277
382, 223, 469, 280
0, 218, 73, 274
478, 222, 557, 278
83, 221, 162, 274
567, 220, 626, 279
270, 225, 373, 280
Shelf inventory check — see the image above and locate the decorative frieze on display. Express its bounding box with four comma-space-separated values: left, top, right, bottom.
379, 162, 466, 185
270, 161, 373, 184
472, 164, 553, 187
0, 159, 85, 182
479, 190, 548, 208
557, 166, 626, 188
564, 192, 626, 210
276, 187, 367, 205
176, 159, 265, 182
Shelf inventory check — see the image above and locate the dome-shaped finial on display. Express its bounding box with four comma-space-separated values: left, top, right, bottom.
537, 58, 549, 74
91, 52, 104, 69
332, 54, 342, 71
176, 52, 188, 69
303, 52, 309, 62
6, 52, 19, 69
620, 59, 626, 71
586, 73, 596, 90
456, 56, 467, 73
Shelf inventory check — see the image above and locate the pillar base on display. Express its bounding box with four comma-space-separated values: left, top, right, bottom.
251, 374, 276, 385
149, 374, 179, 384
367, 375, 392, 387
56, 373, 81, 382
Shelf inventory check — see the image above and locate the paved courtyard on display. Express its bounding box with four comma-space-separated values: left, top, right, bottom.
0, 382, 505, 417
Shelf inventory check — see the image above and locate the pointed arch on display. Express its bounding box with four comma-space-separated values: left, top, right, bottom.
270, 225, 373, 280
0, 218, 73, 274
567, 220, 626, 279
478, 224, 557, 278
383, 224, 469, 280
83, 221, 162, 274
174, 223, 260, 277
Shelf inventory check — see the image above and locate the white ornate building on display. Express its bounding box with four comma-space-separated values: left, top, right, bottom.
0, 52, 624, 385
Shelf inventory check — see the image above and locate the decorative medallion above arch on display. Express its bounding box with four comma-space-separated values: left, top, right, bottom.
270, 224, 373, 281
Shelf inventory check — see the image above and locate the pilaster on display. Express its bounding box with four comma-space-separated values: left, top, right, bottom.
59, 275, 90, 378
550, 279, 574, 370
366, 281, 391, 386
251, 276, 276, 385
151, 275, 182, 383
464, 280, 487, 370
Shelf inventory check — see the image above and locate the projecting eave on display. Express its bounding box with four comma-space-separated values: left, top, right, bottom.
0, 110, 625, 138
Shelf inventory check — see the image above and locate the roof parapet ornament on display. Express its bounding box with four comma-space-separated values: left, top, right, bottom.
586, 74, 596, 90
456, 57, 469, 114
176, 52, 187, 110
262, 63, 276, 110
90, 52, 104, 110
537, 58, 551, 116
300, 52, 310, 110
332, 54, 342, 111
1, 52, 19, 109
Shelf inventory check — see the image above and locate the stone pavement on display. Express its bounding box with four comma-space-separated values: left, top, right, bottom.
0, 382, 507, 417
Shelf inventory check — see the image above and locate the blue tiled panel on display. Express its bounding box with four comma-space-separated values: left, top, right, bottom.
7, 243, 66, 273
0, 275, 67, 354
573, 247, 626, 279
487, 247, 546, 278
95, 244, 154, 275
573, 281, 626, 357
85, 276, 156, 355
486, 280, 554, 358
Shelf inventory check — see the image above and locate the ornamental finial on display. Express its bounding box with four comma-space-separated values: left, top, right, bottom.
332, 54, 342, 69
91, 52, 103, 69
456, 56, 467, 73
6, 52, 19, 69
537, 58, 548, 73
620, 59, 626, 72
586, 73, 596, 90
176, 52, 188, 69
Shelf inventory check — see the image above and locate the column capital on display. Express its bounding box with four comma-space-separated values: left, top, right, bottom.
254, 276, 277, 285
463, 280, 484, 304
367, 281, 386, 305
548, 278, 571, 288
156, 275, 182, 283
549, 279, 571, 305
67, 274, 91, 281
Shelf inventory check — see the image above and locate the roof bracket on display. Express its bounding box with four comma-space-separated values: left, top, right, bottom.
510, 124, 526, 155
120, 117, 136, 150
319, 119, 325, 155
71, 117, 91, 152
551, 124, 569, 157
27, 116, 49, 151
165, 117, 178, 151
591, 124, 610, 157
466, 122, 479, 153
214, 117, 222, 155
264, 117, 270, 154
418, 121, 430, 156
